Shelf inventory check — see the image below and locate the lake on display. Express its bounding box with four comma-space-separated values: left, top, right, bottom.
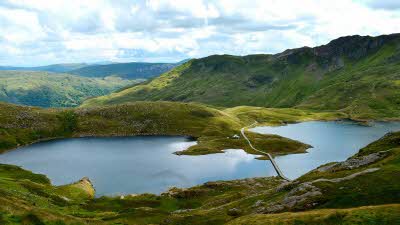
250, 121, 400, 179
0, 136, 273, 196
1, 121, 399, 196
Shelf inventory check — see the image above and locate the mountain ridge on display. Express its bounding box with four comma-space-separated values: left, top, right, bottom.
0, 63, 88, 73
69, 61, 179, 79
0, 60, 190, 79
81, 33, 400, 120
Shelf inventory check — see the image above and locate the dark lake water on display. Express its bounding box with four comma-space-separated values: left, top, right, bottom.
1, 121, 399, 196
0, 136, 274, 196
251, 121, 400, 179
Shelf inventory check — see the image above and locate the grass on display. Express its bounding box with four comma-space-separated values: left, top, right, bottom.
1, 33, 400, 224
0, 101, 345, 155
0, 102, 65, 152
0, 163, 98, 225
0, 163, 285, 225
223, 106, 347, 126
69, 61, 177, 79
227, 204, 400, 225
165, 131, 400, 224
81, 34, 400, 120
0, 71, 140, 107
0, 125, 400, 224
79, 61, 191, 107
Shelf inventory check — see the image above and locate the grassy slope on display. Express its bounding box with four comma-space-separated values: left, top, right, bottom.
82, 34, 400, 120
0, 101, 345, 156
0, 164, 98, 225
0, 103, 67, 151
228, 205, 400, 225
1, 131, 399, 224
157, 131, 400, 225
0, 71, 139, 107
70, 62, 177, 79
224, 106, 347, 126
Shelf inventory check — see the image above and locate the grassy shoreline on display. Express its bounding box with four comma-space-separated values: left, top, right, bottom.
0, 101, 350, 156
1, 130, 399, 224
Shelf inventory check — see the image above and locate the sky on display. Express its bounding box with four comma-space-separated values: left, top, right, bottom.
0, 0, 400, 66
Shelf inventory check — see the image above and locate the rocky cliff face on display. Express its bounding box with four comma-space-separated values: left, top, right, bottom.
274, 33, 400, 73
314, 34, 400, 59
81, 33, 400, 119
188, 34, 400, 77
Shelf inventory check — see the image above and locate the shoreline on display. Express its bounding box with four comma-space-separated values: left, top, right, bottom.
2, 117, 400, 155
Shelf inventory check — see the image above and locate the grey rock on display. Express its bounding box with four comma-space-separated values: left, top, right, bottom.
264, 204, 285, 213
173, 209, 194, 214
281, 190, 322, 208
253, 200, 264, 208
227, 208, 242, 216
317, 151, 388, 172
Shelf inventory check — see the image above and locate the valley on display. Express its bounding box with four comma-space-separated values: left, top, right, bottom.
0, 33, 400, 225
82, 34, 400, 120
0, 71, 142, 108
0, 61, 182, 80
0, 60, 186, 108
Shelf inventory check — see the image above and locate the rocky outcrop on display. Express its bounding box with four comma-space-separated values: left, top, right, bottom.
317, 151, 389, 172
70, 177, 95, 199
163, 178, 278, 199
256, 166, 381, 214
274, 33, 400, 76
227, 208, 243, 217
314, 34, 400, 60
258, 182, 322, 213
163, 187, 207, 198
311, 168, 380, 184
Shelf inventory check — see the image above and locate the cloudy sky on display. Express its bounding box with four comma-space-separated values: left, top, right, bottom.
1, 0, 400, 66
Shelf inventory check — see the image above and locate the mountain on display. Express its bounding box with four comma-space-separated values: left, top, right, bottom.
0, 63, 88, 73
69, 62, 180, 79
0, 71, 140, 107
82, 34, 400, 120
0, 60, 188, 79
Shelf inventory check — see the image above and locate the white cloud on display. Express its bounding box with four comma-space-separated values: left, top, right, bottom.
0, 0, 399, 66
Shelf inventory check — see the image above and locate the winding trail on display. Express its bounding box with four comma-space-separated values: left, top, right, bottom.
241, 122, 291, 181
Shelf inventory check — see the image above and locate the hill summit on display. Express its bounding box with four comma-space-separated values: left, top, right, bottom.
82, 34, 400, 120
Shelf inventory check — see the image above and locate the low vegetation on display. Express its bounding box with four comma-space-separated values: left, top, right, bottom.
82, 34, 400, 120
1, 128, 399, 224
0, 71, 141, 107
228, 204, 400, 225
0, 101, 345, 155
2, 32, 399, 223
70, 62, 180, 79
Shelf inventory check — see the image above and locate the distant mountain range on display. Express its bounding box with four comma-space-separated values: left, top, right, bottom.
82, 33, 400, 120
69, 62, 178, 79
0, 71, 140, 107
0, 60, 189, 79
0, 63, 88, 73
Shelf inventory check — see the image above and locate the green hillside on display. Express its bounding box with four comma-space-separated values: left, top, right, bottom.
1, 122, 399, 224
82, 34, 400, 120
0, 101, 344, 155
0, 61, 184, 80
70, 62, 178, 79
0, 71, 140, 107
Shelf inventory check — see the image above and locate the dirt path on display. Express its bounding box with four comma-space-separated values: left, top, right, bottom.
241, 122, 291, 181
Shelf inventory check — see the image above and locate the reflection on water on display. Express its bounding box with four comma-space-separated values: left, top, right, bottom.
0, 136, 275, 196
251, 121, 400, 179
2, 121, 399, 196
